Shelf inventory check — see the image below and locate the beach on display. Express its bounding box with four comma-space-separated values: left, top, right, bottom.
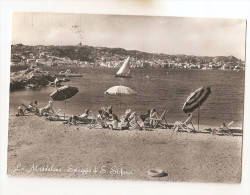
7, 113, 242, 183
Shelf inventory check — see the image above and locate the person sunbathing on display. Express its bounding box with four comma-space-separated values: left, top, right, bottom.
18, 101, 39, 115
172, 113, 196, 133
97, 109, 109, 128
119, 109, 132, 129
16, 106, 25, 116
39, 101, 54, 116
128, 112, 142, 130
100, 106, 113, 119
149, 109, 159, 127
54, 78, 62, 87
72, 109, 90, 125
64, 109, 91, 125
32, 101, 39, 114
211, 122, 234, 136
108, 113, 120, 130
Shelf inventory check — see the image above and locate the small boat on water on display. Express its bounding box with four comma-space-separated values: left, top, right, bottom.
55, 69, 83, 77
115, 56, 132, 78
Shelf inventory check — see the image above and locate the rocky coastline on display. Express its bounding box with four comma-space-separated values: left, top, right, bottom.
10, 67, 55, 91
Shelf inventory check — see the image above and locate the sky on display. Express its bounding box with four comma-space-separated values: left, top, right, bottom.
12, 12, 246, 60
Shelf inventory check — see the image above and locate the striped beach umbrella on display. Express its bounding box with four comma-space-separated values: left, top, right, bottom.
182, 86, 211, 131
182, 86, 211, 113
50, 85, 79, 101
50, 85, 79, 119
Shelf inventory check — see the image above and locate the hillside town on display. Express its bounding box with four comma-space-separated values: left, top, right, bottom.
11, 44, 245, 70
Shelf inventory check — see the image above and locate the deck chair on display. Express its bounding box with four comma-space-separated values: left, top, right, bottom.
150, 109, 169, 129
173, 114, 196, 133
46, 109, 69, 121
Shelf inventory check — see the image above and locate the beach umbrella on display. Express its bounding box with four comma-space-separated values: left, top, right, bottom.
182, 86, 211, 131
104, 85, 137, 115
104, 85, 137, 96
50, 85, 79, 118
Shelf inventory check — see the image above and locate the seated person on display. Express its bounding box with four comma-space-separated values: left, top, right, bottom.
39, 101, 54, 116
16, 106, 25, 116
119, 109, 132, 129
128, 112, 142, 130
101, 106, 113, 119
106, 106, 112, 115
97, 109, 109, 128
22, 101, 34, 113
54, 78, 63, 87
172, 113, 195, 132
21, 101, 39, 114
149, 109, 159, 127
33, 101, 39, 114
108, 113, 120, 130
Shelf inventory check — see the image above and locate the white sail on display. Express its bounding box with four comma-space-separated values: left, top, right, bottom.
116, 57, 130, 76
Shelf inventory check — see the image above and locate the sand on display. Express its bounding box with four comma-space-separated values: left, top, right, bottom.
7, 113, 242, 183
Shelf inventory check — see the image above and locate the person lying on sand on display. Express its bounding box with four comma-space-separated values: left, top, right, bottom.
65, 108, 91, 125
209, 122, 234, 136
39, 101, 54, 116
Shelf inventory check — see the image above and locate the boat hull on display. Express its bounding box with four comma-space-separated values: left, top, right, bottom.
55, 74, 83, 77
115, 74, 132, 78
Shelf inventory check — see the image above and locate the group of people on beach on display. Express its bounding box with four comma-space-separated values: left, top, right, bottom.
65, 106, 159, 130
17, 100, 54, 117
16, 101, 165, 131
16, 100, 234, 135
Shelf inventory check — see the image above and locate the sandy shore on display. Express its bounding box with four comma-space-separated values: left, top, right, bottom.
7, 113, 242, 183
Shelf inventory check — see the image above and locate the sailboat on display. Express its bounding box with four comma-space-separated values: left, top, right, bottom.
115, 56, 132, 78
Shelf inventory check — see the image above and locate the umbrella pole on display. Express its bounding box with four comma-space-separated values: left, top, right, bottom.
64, 94, 66, 120
198, 101, 200, 131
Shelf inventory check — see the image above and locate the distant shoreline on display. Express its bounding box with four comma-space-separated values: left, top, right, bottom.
10, 44, 245, 70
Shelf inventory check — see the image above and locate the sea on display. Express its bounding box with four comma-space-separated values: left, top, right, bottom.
9, 67, 245, 127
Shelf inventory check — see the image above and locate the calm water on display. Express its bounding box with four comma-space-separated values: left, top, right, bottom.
9, 67, 245, 127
